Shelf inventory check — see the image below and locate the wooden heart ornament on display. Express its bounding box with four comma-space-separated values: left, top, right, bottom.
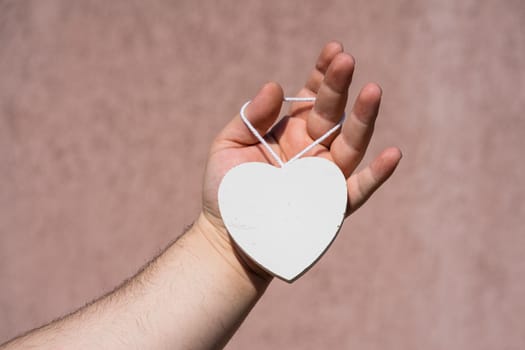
218, 97, 348, 282
218, 157, 347, 282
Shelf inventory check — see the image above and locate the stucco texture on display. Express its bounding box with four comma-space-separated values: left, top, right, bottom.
1, 1, 524, 349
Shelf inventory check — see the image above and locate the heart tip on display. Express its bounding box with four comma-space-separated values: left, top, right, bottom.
275, 271, 305, 284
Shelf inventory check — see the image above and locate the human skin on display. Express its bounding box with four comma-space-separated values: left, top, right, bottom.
1, 42, 401, 349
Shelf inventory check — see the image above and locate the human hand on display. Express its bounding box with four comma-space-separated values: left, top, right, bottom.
196, 42, 401, 282
0, 42, 400, 350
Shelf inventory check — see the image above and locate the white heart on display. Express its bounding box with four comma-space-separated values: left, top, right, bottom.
218, 157, 347, 282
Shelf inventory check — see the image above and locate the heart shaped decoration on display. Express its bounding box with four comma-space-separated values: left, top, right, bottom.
218, 157, 347, 282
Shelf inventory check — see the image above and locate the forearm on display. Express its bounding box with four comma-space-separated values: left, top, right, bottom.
1, 213, 271, 350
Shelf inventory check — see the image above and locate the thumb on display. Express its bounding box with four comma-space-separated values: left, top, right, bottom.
218, 82, 284, 146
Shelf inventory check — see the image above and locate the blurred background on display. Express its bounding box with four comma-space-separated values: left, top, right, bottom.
1, 1, 524, 349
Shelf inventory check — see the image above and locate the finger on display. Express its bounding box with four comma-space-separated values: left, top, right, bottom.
346, 147, 402, 214
330, 83, 382, 177
306, 52, 355, 147
290, 42, 344, 119
218, 82, 284, 146
303, 41, 344, 95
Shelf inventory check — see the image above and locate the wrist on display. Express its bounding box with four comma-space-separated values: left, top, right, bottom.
193, 212, 273, 291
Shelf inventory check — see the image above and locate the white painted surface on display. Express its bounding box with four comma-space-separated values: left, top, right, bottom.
218, 157, 348, 282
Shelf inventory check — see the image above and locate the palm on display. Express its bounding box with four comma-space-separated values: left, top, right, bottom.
201, 42, 401, 235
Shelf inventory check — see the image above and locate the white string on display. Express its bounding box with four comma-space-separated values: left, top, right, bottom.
240, 101, 285, 167
286, 119, 344, 163
283, 97, 316, 102
239, 97, 345, 168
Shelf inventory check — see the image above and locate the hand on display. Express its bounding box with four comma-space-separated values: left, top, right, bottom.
197, 42, 402, 281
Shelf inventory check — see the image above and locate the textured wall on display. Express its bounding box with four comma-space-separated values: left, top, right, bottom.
1, 1, 524, 349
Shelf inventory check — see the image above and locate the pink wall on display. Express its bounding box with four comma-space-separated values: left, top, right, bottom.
1, 1, 524, 349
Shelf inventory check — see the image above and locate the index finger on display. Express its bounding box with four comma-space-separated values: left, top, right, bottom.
307, 53, 355, 147
303, 41, 344, 95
